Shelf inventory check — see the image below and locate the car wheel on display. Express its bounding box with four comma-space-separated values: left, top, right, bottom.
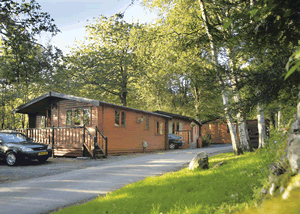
169, 143, 176, 150
6, 152, 17, 166
38, 157, 48, 164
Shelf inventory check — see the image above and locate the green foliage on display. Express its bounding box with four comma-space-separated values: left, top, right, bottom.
201, 134, 211, 147
65, 14, 141, 106
285, 46, 300, 80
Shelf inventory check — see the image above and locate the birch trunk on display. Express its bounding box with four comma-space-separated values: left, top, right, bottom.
232, 92, 250, 151
222, 89, 241, 154
257, 104, 266, 148
228, 52, 250, 151
298, 86, 300, 119
277, 110, 282, 129
199, 0, 241, 155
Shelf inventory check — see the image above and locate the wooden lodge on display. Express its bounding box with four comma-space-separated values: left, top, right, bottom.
13, 91, 201, 157
154, 111, 201, 149
201, 119, 269, 148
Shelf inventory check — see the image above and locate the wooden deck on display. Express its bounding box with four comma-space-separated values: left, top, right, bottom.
16, 126, 107, 158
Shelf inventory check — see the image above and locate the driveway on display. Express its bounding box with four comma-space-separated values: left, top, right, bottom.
0, 145, 233, 214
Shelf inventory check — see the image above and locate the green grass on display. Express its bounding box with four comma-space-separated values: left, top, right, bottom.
54, 150, 276, 214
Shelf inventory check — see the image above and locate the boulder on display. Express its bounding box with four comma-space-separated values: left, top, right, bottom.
189, 151, 209, 170
287, 138, 300, 173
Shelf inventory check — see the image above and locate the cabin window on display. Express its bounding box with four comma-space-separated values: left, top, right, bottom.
169, 121, 175, 134
156, 121, 163, 135
74, 109, 81, 125
115, 110, 126, 127
66, 108, 91, 126
115, 110, 120, 126
66, 110, 73, 126
145, 116, 149, 130
160, 123, 163, 134
121, 111, 126, 127
83, 108, 90, 125
41, 116, 46, 128
176, 122, 183, 131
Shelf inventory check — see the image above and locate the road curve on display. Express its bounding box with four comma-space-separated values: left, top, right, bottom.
0, 145, 233, 214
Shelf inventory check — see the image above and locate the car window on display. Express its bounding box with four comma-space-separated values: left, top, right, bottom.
0, 133, 27, 143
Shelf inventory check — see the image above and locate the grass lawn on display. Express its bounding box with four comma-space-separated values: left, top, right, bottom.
54, 150, 275, 214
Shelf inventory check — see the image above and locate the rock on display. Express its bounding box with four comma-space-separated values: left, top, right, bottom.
261, 188, 268, 195
213, 161, 224, 168
269, 162, 286, 176
290, 118, 300, 134
287, 138, 300, 173
189, 151, 209, 170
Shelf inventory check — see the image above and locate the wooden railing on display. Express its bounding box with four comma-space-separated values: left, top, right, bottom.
95, 126, 108, 157
83, 125, 95, 157
15, 126, 107, 158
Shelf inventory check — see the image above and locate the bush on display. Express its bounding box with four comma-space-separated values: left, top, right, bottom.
201, 134, 211, 147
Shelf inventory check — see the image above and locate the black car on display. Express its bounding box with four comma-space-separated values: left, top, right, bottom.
0, 131, 52, 166
168, 133, 185, 150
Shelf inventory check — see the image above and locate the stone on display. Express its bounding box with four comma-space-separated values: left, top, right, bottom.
260, 188, 267, 195
189, 151, 209, 170
213, 161, 224, 168
287, 138, 300, 173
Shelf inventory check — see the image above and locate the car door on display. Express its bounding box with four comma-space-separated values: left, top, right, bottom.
0, 137, 5, 158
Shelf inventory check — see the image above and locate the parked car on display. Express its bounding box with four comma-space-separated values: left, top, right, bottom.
0, 131, 52, 166
168, 133, 185, 150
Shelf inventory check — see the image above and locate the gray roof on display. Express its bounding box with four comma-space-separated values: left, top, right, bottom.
14, 91, 171, 118
154, 111, 201, 126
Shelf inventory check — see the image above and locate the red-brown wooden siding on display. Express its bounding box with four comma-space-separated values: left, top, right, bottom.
101, 106, 166, 155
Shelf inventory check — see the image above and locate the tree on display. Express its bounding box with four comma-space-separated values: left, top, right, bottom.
0, 0, 61, 128
65, 14, 141, 106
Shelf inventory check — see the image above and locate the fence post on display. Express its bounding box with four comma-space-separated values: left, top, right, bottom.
105, 137, 108, 157
52, 128, 55, 157
82, 125, 85, 157
93, 126, 98, 159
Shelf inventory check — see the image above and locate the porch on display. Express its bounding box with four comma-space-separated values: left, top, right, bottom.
16, 125, 107, 158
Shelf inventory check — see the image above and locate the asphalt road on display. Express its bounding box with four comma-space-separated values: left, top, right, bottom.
0, 145, 233, 214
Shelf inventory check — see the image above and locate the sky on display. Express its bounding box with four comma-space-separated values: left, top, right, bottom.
34, 0, 157, 54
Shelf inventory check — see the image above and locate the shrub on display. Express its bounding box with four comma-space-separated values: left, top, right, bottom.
201, 134, 211, 147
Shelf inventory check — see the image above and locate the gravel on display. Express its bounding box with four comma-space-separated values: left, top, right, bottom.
0, 153, 153, 184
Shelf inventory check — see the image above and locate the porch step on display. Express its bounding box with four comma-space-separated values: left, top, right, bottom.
95, 153, 106, 158
94, 148, 106, 159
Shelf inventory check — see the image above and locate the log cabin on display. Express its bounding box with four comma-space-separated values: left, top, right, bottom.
153, 111, 201, 149
201, 119, 269, 148
13, 91, 201, 157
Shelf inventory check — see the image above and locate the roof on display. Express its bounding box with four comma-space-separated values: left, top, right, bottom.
14, 91, 171, 118
153, 111, 201, 126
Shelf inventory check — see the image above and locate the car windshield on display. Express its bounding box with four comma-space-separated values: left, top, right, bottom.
168, 134, 180, 138
0, 133, 28, 143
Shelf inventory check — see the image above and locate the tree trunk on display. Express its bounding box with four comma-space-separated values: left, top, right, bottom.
297, 85, 300, 120
199, 0, 242, 155
233, 93, 250, 151
257, 104, 266, 148
222, 89, 243, 155
277, 109, 282, 129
